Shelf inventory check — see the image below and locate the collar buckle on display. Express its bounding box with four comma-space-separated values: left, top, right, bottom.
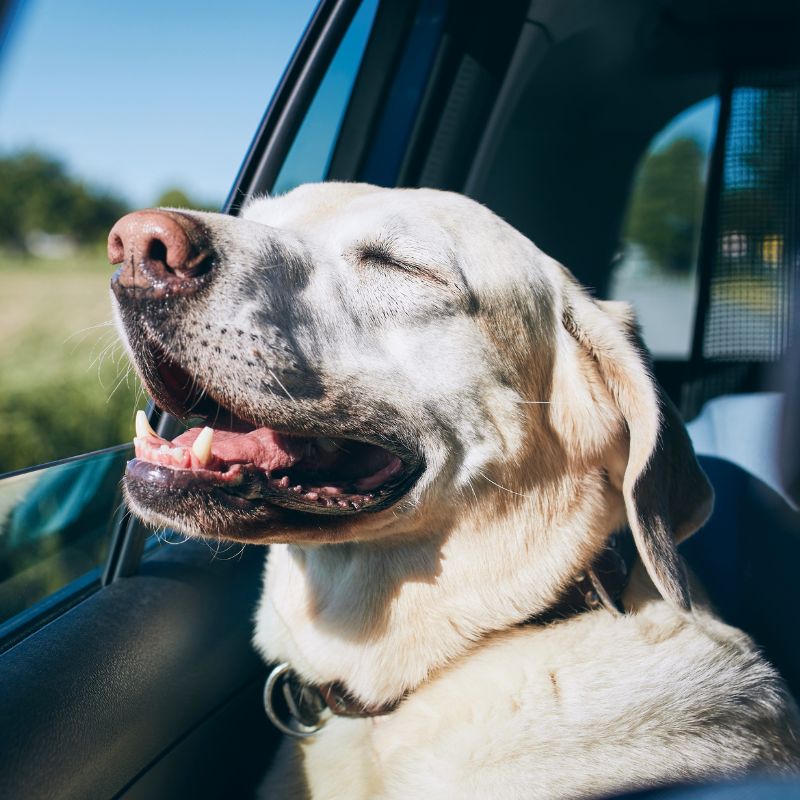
263, 662, 326, 739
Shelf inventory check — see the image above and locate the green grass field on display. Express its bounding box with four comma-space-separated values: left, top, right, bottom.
0, 250, 141, 474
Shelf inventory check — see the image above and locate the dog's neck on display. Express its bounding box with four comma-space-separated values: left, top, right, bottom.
253, 465, 625, 707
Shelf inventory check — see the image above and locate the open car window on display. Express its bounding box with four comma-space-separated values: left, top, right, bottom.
609, 96, 721, 360
0, 0, 317, 633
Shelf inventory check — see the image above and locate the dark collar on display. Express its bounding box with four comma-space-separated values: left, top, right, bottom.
535, 527, 636, 624
264, 528, 637, 738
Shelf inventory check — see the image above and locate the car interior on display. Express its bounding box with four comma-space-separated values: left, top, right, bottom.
1, 0, 799, 797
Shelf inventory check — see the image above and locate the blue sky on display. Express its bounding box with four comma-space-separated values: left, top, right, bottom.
651, 96, 719, 156
0, 0, 318, 206
1, 3, 724, 208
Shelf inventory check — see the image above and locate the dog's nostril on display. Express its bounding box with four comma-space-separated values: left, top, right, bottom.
108, 233, 125, 265
147, 237, 169, 270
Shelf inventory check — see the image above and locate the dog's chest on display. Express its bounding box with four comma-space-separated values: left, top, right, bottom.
278, 602, 799, 800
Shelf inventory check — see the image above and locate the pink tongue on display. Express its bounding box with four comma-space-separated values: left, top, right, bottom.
134, 426, 306, 473
173, 427, 305, 472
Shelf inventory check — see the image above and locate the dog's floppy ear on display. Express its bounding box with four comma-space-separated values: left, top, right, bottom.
560, 282, 713, 611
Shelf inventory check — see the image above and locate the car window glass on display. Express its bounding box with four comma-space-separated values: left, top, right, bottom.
272, 0, 380, 195
0, 447, 130, 633
0, 0, 316, 630
702, 78, 800, 361
608, 96, 720, 359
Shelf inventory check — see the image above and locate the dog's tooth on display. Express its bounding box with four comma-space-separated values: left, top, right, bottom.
192, 426, 214, 465
317, 437, 338, 454
135, 409, 157, 439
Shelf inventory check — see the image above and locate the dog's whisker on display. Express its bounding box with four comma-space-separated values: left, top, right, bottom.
464, 476, 480, 510
185, 385, 209, 418
477, 470, 537, 499
214, 542, 247, 561
89, 342, 117, 374
268, 369, 296, 404
64, 318, 116, 346
161, 527, 189, 545
105, 364, 136, 403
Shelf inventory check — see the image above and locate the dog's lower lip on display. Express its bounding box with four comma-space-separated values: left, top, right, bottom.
128, 420, 413, 515
125, 457, 391, 514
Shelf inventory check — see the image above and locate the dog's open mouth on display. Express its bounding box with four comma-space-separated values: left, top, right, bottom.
126, 353, 417, 517
131, 421, 404, 513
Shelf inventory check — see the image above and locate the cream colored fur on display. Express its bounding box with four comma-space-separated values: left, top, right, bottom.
115, 182, 800, 797
241, 184, 800, 798
261, 568, 799, 800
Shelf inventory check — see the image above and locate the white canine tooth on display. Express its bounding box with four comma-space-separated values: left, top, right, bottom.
192, 426, 214, 465
317, 437, 338, 453
135, 409, 157, 439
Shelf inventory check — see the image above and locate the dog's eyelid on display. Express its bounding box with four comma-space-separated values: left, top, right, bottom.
351, 243, 450, 287
353, 240, 399, 264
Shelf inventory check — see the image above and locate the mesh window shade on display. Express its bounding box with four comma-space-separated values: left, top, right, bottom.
702, 72, 800, 361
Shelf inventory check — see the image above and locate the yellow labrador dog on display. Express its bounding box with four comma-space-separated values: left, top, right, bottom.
109, 184, 800, 799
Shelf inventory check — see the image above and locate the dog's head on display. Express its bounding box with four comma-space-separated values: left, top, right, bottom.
110, 183, 711, 609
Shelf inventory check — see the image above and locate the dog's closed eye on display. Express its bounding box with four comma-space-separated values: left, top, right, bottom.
353, 241, 449, 287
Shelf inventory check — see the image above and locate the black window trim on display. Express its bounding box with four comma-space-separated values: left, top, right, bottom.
224, 0, 363, 213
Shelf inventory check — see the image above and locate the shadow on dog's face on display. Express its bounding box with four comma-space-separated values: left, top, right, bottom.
110, 183, 556, 544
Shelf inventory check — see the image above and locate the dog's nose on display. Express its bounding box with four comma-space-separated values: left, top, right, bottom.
108, 210, 211, 296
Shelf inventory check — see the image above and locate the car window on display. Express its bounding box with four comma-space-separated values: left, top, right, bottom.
0, 448, 129, 633
272, 0, 380, 195
0, 0, 317, 631
608, 96, 720, 359
701, 77, 800, 361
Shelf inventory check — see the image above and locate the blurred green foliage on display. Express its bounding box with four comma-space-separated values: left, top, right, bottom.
625, 137, 705, 274
0, 251, 141, 475
0, 151, 129, 249
0, 372, 139, 475
0, 149, 215, 474
154, 186, 216, 211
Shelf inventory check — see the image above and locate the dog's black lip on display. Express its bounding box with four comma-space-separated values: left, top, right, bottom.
125, 457, 421, 517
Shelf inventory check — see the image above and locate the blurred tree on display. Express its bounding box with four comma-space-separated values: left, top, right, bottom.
0, 150, 128, 249
154, 186, 214, 210
625, 137, 705, 274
